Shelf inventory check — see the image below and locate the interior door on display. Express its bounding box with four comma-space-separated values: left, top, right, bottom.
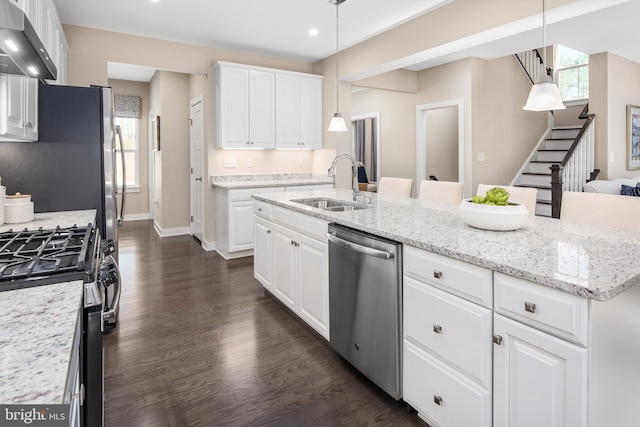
190, 96, 204, 242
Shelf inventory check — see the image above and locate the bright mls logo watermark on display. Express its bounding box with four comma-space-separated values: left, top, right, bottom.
0, 405, 68, 427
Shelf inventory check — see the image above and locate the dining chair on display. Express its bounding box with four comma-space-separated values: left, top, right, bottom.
560, 191, 640, 230
418, 180, 463, 204
476, 184, 537, 216
377, 177, 413, 198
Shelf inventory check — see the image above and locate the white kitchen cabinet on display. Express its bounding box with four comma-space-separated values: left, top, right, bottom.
214, 63, 275, 149
253, 216, 274, 291
0, 75, 37, 141
214, 61, 322, 150
493, 313, 588, 427
276, 74, 323, 149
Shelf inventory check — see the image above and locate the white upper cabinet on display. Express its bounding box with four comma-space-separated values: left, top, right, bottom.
214, 61, 323, 150
276, 74, 322, 149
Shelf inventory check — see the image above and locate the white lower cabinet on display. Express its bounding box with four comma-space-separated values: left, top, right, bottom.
254, 206, 329, 340
493, 314, 588, 427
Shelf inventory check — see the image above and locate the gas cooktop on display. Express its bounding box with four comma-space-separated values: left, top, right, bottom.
0, 224, 96, 291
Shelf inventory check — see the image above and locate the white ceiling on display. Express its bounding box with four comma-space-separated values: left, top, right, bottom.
52, 0, 640, 82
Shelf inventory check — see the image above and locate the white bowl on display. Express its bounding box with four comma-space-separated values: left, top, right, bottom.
458, 198, 529, 231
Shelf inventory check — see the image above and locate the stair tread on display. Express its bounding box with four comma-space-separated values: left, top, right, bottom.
538, 149, 568, 152
552, 126, 582, 130
537, 200, 552, 205
523, 172, 551, 176
515, 184, 551, 189
530, 160, 561, 164
545, 137, 575, 140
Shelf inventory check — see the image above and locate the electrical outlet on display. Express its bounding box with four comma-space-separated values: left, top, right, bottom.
610, 152, 615, 162
477, 152, 485, 162
224, 157, 237, 168
246, 158, 253, 168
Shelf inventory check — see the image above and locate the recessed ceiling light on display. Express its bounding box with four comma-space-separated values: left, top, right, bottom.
149, 0, 160, 2
308, 28, 319, 37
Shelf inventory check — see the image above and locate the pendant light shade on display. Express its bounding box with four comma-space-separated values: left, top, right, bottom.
523, 0, 565, 112
328, 0, 348, 132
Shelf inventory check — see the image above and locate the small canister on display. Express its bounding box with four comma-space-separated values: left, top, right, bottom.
5, 192, 34, 224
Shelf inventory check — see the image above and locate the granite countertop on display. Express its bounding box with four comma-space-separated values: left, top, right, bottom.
0, 209, 97, 404
0, 281, 84, 404
0, 209, 97, 233
211, 173, 334, 189
253, 188, 640, 301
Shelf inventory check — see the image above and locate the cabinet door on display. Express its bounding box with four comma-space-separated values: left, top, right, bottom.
275, 73, 300, 149
254, 217, 274, 291
219, 66, 250, 148
23, 77, 38, 140
249, 70, 275, 148
228, 201, 255, 252
273, 226, 297, 311
296, 233, 329, 339
0, 75, 26, 139
493, 314, 587, 427
299, 76, 322, 149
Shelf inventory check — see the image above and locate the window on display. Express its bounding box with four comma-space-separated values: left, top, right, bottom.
115, 117, 140, 190
555, 45, 589, 102
114, 94, 142, 192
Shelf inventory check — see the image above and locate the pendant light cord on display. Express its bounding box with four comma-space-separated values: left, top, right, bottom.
335, 1, 340, 112
542, 0, 548, 76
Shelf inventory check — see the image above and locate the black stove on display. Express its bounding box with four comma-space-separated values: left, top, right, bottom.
0, 224, 96, 292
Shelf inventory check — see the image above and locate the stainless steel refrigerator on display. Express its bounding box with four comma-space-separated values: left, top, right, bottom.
0, 83, 124, 328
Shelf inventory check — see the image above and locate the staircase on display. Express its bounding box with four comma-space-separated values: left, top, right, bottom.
513, 126, 582, 217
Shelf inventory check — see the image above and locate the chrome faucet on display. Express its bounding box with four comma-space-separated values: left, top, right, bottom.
328, 154, 360, 196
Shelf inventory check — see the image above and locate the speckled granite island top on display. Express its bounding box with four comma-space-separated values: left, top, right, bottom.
211, 173, 333, 189
253, 189, 640, 301
0, 209, 97, 233
0, 281, 84, 404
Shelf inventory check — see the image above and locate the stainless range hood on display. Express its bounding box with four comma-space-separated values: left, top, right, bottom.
0, 0, 57, 80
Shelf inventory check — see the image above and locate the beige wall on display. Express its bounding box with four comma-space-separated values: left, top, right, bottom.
426, 106, 458, 182
108, 79, 150, 218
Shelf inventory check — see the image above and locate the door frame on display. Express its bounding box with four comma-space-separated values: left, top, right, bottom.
351, 112, 381, 182
189, 95, 205, 242
416, 99, 466, 196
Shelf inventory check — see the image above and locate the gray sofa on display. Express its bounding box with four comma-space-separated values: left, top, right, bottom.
583, 177, 640, 195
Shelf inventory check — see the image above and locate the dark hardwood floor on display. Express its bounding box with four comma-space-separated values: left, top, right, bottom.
104, 220, 426, 427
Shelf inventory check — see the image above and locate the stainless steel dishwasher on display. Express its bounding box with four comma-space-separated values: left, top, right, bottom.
326, 223, 403, 400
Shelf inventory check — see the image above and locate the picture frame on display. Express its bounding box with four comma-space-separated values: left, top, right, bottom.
152, 115, 161, 151
627, 105, 640, 170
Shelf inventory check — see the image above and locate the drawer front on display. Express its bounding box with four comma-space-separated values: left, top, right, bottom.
272, 206, 328, 241
228, 186, 283, 201
253, 201, 272, 219
404, 276, 493, 387
494, 273, 588, 346
286, 184, 334, 192
404, 246, 493, 308
404, 342, 492, 427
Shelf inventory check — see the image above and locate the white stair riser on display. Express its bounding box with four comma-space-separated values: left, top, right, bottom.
537, 151, 566, 162
521, 174, 551, 186
536, 203, 552, 217
544, 139, 573, 150
551, 128, 581, 139
527, 163, 556, 174
538, 188, 551, 201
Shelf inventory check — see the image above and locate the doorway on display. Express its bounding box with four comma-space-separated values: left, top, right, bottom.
416, 99, 465, 193
351, 112, 381, 184
189, 95, 204, 242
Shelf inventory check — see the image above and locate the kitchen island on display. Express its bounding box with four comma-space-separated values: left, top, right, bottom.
252, 188, 640, 427
0, 210, 96, 409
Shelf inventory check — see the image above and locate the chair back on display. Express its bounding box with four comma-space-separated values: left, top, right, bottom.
378, 177, 413, 198
476, 184, 537, 216
560, 191, 640, 230
418, 180, 463, 204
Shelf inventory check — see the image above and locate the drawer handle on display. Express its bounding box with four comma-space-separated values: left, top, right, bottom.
258, 208, 263, 212
433, 270, 443, 279
434, 395, 443, 406
433, 324, 442, 334
524, 301, 536, 313
493, 334, 503, 345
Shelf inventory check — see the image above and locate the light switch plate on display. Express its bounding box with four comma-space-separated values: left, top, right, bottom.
477, 152, 485, 162
224, 157, 237, 168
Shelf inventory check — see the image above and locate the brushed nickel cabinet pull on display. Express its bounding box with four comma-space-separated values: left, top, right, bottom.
525, 301, 536, 313
433, 270, 443, 279
493, 335, 503, 345
434, 395, 443, 406
433, 324, 442, 334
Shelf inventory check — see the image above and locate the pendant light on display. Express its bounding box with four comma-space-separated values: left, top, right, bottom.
523, 0, 565, 111
328, 0, 348, 132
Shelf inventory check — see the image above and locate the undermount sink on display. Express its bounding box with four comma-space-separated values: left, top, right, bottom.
291, 197, 369, 212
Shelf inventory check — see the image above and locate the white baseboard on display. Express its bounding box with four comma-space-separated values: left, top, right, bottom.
200, 238, 216, 252
123, 213, 150, 221
153, 221, 191, 238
